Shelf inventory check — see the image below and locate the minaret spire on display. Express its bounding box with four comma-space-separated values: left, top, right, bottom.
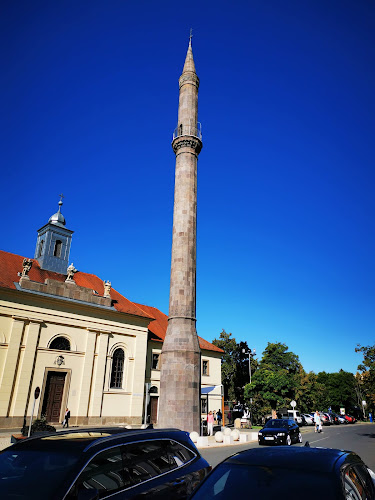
182, 31, 196, 74
158, 40, 203, 433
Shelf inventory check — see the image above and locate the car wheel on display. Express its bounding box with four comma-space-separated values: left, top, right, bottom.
286, 435, 292, 446
298, 432, 302, 443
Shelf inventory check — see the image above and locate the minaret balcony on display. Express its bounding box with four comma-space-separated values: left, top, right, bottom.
172, 122, 202, 141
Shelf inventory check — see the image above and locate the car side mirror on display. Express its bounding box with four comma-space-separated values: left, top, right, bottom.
77, 488, 99, 500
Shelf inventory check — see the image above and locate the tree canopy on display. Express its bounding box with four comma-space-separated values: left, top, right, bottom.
214, 332, 366, 420
244, 342, 301, 411
355, 343, 375, 412
212, 330, 257, 401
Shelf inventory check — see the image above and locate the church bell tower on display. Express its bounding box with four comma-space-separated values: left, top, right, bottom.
35, 198, 74, 274
158, 37, 202, 433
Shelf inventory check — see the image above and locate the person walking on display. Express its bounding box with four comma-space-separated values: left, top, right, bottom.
227, 410, 232, 425
62, 407, 71, 428
217, 409, 222, 426
314, 410, 321, 433
207, 411, 214, 436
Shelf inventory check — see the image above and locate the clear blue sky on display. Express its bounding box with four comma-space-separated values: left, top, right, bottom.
1, 1, 374, 375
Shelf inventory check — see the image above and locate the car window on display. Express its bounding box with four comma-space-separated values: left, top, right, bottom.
168, 440, 196, 468
67, 439, 195, 499
264, 420, 287, 428
70, 446, 125, 499
122, 440, 173, 484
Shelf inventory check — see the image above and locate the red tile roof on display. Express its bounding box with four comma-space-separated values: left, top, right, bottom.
0, 250, 223, 354
134, 302, 224, 354
0, 250, 153, 320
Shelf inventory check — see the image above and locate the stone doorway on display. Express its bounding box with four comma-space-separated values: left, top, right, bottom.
41, 372, 66, 422
150, 396, 158, 424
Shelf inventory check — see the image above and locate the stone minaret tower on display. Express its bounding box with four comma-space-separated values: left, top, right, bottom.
158, 39, 202, 433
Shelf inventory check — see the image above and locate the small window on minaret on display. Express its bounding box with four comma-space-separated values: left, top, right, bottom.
53, 240, 62, 258
39, 240, 44, 257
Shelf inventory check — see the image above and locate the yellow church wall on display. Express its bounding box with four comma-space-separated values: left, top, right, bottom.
0, 290, 150, 427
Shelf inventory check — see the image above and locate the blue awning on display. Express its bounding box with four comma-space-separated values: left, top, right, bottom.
201, 386, 218, 395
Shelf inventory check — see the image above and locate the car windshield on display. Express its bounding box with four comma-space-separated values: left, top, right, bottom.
0, 449, 79, 499
264, 420, 288, 429
191, 463, 338, 499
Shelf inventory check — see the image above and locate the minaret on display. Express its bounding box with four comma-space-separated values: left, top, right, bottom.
158, 38, 202, 433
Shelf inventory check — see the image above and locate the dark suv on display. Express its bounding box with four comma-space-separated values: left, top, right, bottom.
0, 427, 211, 499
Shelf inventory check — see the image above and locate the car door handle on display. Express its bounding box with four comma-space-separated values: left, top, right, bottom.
173, 478, 185, 485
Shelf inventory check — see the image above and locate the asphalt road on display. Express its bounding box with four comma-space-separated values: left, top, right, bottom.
200, 423, 375, 470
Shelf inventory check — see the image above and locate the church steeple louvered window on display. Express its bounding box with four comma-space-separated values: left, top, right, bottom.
53, 240, 62, 257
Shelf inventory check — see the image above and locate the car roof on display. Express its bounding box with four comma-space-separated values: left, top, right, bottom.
224, 447, 355, 473
3, 427, 187, 454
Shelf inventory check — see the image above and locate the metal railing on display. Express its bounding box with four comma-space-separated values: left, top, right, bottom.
172, 122, 202, 141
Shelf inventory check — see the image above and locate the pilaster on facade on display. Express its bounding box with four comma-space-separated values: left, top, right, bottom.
11, 320, 42, 417
77, 329, 97, 417
88, 332, 110, 418
0, 317, 26, 415
129, 332, 148, 420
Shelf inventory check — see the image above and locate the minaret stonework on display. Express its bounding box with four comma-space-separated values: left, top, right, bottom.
158, 40, 202, 433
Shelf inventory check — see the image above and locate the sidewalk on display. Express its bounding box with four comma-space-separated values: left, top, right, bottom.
195, 428, 259, 449
0, 424, 260, 451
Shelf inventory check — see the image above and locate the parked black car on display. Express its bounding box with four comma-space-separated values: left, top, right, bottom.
190, 446, 375, 499
258, 418, 302, 446
0, 427, 211, 499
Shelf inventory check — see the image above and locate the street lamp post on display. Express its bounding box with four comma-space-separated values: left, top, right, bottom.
242, 348, 256, 384
242, 348, 256, 425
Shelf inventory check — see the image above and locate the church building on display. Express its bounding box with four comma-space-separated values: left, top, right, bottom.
0, 201, 223, 428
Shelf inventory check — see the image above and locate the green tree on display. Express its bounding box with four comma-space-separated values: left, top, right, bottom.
244, 342, 301, 411
212, 330, 255, 402
316, 370, 356, 412
295, 368, 324, 413
212, 330, 238, 401
355, 343, 375, 413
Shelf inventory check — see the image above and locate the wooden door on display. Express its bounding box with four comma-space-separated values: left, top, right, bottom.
150, 396, 158, 424
44, 372, 66, 422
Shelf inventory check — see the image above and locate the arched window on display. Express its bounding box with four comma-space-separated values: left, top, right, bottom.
38, 240, 44, 257
110, 348, 125, 389
49, 336, 71, 351
53, 240, 62, 257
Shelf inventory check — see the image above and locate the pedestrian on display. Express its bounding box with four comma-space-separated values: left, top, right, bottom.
227, 410, 232, 425
217, 409, 222, 426
207, 411, 214, 436
62, 407, 70, 428
314, 410, 321, 433
213, 410, 217, 423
